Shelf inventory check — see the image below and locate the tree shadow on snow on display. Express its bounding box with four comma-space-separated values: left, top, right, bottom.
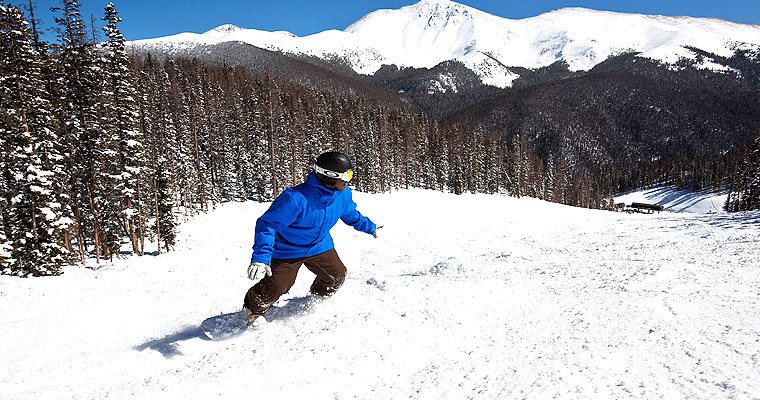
133, 325, 204, 359
700, 211, 760, 231
643, 187, 724, 211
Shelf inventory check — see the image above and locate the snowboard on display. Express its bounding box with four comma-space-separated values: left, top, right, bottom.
201, 295, 322, 340
201, 309, 261, 341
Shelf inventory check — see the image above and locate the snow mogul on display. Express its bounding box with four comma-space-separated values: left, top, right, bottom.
243, 151, 381, 322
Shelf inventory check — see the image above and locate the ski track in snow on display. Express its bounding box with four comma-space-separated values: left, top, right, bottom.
1, 189, 759, 399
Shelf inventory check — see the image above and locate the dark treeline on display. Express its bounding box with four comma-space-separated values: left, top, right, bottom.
2, 1, 759, 277
132, 55, 617, 203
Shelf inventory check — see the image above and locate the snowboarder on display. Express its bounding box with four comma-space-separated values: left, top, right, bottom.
243, 151, 381, 322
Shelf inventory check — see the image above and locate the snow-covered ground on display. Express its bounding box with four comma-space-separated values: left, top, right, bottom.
1, 188, 759, 399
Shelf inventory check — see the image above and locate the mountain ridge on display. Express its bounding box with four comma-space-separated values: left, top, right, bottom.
127, 1, 760, 88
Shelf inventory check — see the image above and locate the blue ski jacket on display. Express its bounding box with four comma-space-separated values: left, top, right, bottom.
250, 172, 376, 265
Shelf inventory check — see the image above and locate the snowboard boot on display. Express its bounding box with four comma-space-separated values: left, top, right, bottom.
244, 307, 266, 327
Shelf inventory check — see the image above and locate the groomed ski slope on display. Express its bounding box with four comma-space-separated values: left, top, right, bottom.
1, 188, 758, 399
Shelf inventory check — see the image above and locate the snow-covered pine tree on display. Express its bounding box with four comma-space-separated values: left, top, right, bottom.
272, 82, 295, 196
300, 90, 323, 183
246, 77, 272, 201
475, 128, 497, 194
208, 69, 245, 201
447, 124, 466, 195
291, 95, 310, 187
264, 77, 282, 199
351, 97, 375, 192
0, 4, 72, 276
150, 69, 179, 252
301, 89, 324, 153
483, 132, 503, 195
186, 60, 214, 209
415, 113, 434, 191
430, 120, 450, 192
219, 77, 248, 201
555, 160, 569, 205
750, 137, 760, 210
134, 61, 159, 254
0, 211, 11, 273
0, 5, 14, 274
544, 154, 556, 202
389, 110, 411, 189
748, 137, 760, 210
364, 106, 383, 192
371, 108, 391, 192
51, 0, 106, 263
236, 106, 256, 200
152, 155, 177, 253
161, 59, 197, 214
135, 57, 182, 253
507, 134, 522, 197
310, 91, 333, 152
101, 2, 146, 256
201, 63, 222, 208
731, 136, 760, 211
465, 127, 481, 193
90, 29, 122, 261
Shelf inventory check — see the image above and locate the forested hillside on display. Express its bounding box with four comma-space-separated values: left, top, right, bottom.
444, 52, 760, 192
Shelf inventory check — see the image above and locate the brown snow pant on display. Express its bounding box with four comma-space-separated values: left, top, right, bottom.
243, 248, 347, 315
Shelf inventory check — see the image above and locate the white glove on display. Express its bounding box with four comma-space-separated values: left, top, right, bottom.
373, 224, 384, 239
247, 262, 272, 281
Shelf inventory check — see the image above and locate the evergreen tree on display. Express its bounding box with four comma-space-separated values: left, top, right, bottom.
152, 155, 177, 253
0, 211, 11, 272
544, 154, 556, 202
163, 59, 199, 212
186, 59, 212, 209
431, 121, 450, 192
1, 4, 71, 276
506, 135, 522, 197
217, 85, 245, 201
101, 2, 146, 255
747, 137, 760, 210
247, 77, 273, 201
726, 136, 760, 212
51, 0, 105, 263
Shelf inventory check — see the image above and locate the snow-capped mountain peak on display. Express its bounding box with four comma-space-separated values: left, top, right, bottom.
127, 0, 760, 88
203, 24, 243, 37
343, 0, 483, 67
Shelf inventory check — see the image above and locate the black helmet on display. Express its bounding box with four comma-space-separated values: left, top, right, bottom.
315, 151, 354, 186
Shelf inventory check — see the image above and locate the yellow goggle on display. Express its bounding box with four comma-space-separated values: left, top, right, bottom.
315, 165, 354, 182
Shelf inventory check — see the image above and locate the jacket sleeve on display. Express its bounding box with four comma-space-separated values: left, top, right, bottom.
340, 189, 376, 235
251, 190, 303, 265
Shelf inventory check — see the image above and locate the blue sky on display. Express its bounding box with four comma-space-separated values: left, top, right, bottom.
28, 0, 760, 42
